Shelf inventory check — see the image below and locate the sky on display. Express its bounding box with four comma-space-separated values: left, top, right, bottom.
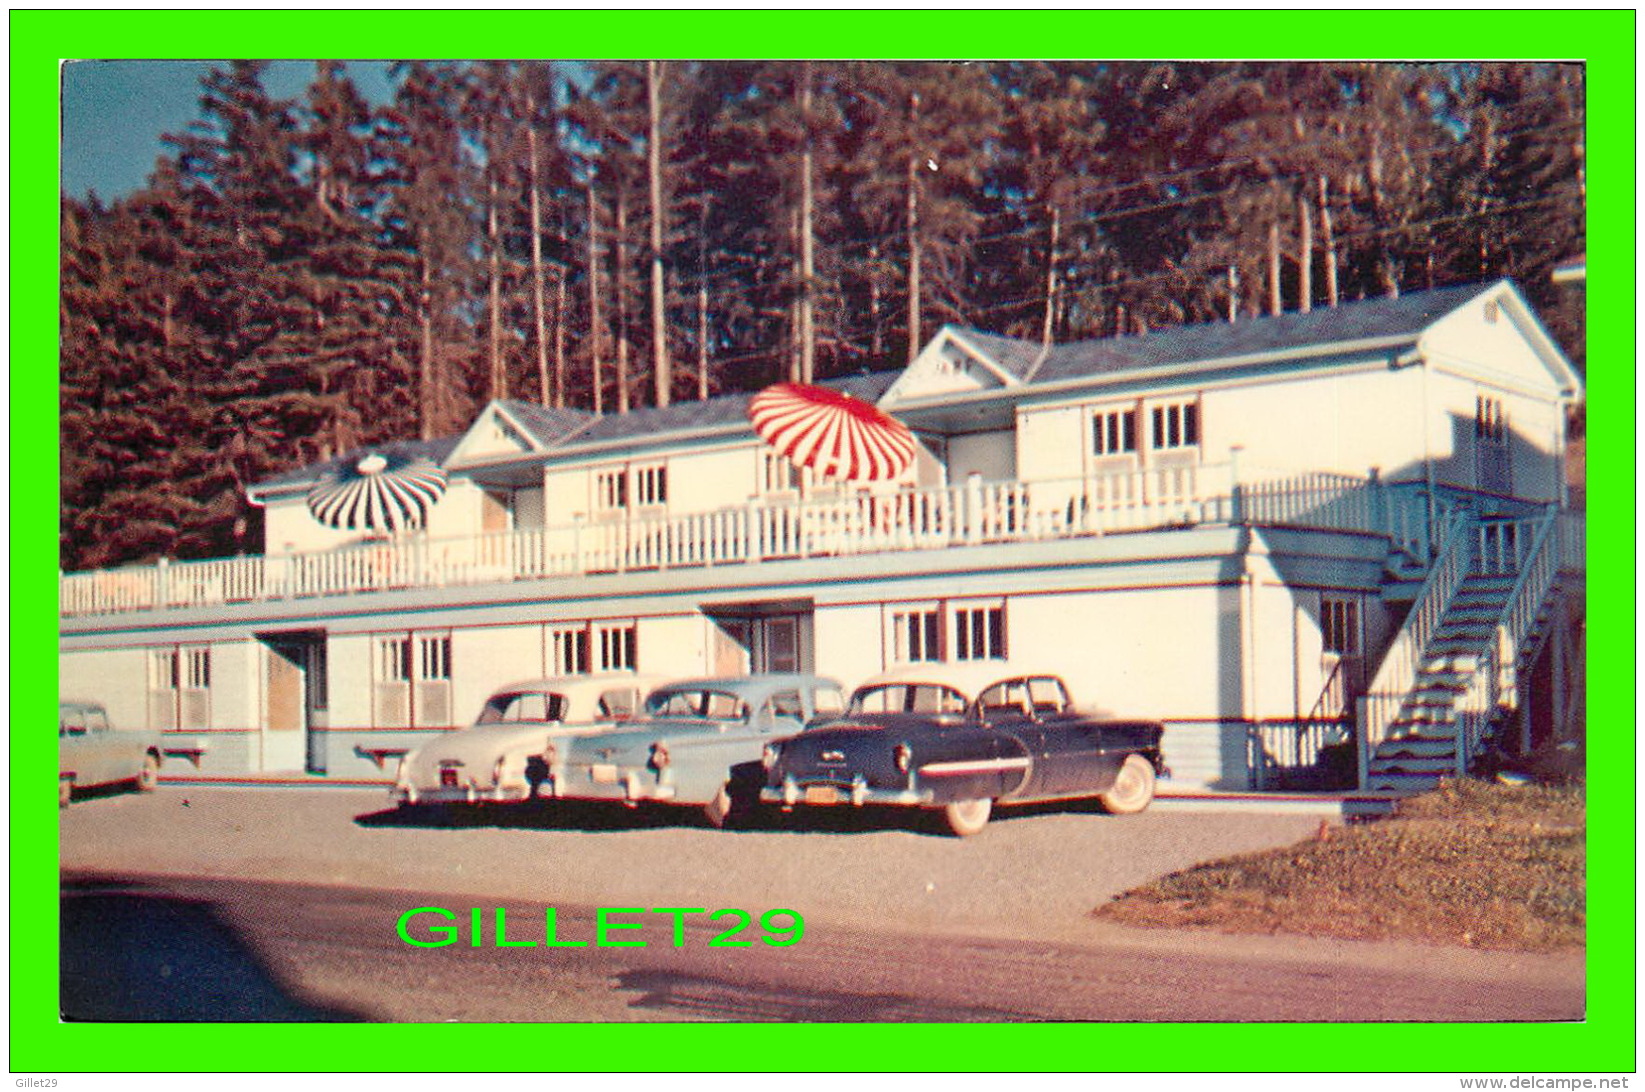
60, 59, 398, 201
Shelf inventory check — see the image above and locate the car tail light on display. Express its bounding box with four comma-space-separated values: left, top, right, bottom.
762, 742, 780, 769
649, 742, 670, 770
893, 743, 913, 774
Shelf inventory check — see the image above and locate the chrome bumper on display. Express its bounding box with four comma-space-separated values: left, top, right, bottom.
543, 766, 676, 804
761, 776, 932, 808
393, 783, 532, 806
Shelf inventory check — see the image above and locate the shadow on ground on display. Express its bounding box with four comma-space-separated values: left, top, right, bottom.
354, 795, 1123, 838
60, 877, 367, 1022
616, 968, 1033, 1022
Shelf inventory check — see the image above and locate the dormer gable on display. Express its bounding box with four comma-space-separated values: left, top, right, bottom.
446, 401, 593, 468
880, 327, 1025, 406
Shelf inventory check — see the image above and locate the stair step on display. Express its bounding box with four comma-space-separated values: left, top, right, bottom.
1366, 772, 1449, 792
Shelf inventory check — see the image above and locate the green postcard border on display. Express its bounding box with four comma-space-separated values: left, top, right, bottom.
12, 7, 1635, 1074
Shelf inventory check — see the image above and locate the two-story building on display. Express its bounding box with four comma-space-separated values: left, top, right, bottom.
59, 278, 1585, 794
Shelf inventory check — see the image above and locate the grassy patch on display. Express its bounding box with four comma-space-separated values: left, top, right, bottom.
1097, 780, 1585, 951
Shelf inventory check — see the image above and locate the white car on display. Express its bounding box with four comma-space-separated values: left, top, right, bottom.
393, 674, 668, 806
60, 700, 162, 806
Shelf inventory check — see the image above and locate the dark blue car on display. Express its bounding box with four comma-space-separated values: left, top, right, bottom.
760, 665, 1167, 836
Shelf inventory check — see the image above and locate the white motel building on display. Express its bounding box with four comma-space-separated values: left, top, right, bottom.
59, 278, 1586, 795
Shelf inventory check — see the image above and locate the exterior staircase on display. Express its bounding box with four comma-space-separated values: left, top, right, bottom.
1365, 572, 1517, 791
1357, 506, 1580, 794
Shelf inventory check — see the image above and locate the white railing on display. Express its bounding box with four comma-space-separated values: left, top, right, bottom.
1355, 509, 1475, 786
60, 464, 1444, 618
1454, 509, 1562, 773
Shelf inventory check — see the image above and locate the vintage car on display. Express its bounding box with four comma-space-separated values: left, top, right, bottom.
393, 674, 666, 806
59, 700, 163, 806
550, 674, 847, 826
759, 665, 1168, 836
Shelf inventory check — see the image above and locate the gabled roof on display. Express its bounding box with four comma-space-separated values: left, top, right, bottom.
249, 436, 461, 497
554, 370, 900, 454
495, 401, 597, 448
938, 281, 1489, 389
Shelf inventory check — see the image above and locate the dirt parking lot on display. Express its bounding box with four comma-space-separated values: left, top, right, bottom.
61, 785, 1329, 942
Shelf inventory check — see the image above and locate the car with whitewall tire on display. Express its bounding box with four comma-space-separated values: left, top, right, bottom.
760, 665, 1167, 836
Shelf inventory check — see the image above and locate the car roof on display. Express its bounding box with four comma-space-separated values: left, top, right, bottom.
488, 673, 670, 697
647, 674, 844, 700
852, 664, 1067, 701
59, 699, 108, 713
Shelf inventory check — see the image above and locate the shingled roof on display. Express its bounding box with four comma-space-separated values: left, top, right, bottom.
946, 280, 1490, 387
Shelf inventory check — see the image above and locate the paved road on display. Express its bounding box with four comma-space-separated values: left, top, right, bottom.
57, 786, 1584, 1022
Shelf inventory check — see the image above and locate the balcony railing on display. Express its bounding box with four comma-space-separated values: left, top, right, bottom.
60, 463, 1451, 618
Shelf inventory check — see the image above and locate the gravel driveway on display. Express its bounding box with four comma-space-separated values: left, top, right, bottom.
60, 785, 1326, 942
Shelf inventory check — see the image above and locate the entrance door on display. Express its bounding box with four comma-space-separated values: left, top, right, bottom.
705, 606, 813, 676
261, 633, 329, 773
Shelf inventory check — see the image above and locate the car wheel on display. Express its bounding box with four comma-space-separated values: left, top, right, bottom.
941, 797, 992, 837
1097, 754, 1157, 815
59, 777, 73, 808
136, 753, 161, 793
703, 785, 735, 830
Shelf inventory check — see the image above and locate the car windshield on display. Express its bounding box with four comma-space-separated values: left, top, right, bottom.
848, 684, 969, 716
646, 689, 749, 721
477, 691, 569, 725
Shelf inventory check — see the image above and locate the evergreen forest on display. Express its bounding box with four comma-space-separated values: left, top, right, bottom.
60, 60, 1586, 571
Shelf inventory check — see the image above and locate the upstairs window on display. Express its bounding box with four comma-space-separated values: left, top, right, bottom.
595, 469, 628, 511
634, 464, 668, 507
1092, 408, 1138, 456
1475, 396, 1507, 444
1150, 401, 1199, 450
1322, 597, 1360, 656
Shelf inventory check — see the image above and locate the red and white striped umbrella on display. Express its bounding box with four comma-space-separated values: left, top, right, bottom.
306, 451, 449, 534
747, 382, 917, 482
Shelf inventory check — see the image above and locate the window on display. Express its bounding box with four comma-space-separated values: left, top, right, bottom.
1322, 597, 1359, 656
595, 469, 628, 511
953, 605, 1006, 661
550, 626, 591, 676
634, 464, 668, 507
1475, 396, 1507, 444
888, 602, 1009, 666
1092, 408, 1138, 456
374, 631, 452, 727
891, 607, 943, 663
596, 623, 638, 672
1150, 401, 1199, 450
149, 645, 210, 730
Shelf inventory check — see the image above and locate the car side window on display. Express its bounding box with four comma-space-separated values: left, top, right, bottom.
812, 687, 845, 717
61, 709, 86, 737
87, 709, 110, 733
767, 691, 805, 720
596, 688, 639, 721
1028, 677, 1070, 714
979, 681, 1030, 718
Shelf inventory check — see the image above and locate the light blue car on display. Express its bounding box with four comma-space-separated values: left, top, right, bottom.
550, 674, 846, 826
59, 700, 162, 806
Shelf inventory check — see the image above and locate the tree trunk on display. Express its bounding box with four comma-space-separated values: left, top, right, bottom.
647, 60, 671, 407
1319, 175, 1339, 307
1267, 216, 1281, 316
527, 101, 550, 407
615, 187, 631, 414
586, 179, 604, 416
697, 280, 709, 401
798, 63, 816, 385
488, 153, 505, 402
905, 128, 922, 361
1297, 189, 1312, 315
1041, 205, 1060, 345
419, 244, 436, 440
